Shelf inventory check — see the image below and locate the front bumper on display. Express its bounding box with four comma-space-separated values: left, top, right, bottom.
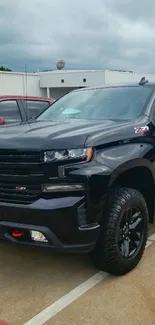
0, 196, 100, 253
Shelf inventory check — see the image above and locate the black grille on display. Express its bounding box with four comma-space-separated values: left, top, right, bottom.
0, 150, 41, 163
0, 150, 43, 204
0, 183, 41, 204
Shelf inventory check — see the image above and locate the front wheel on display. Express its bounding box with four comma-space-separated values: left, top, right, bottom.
90, 187, 148, 275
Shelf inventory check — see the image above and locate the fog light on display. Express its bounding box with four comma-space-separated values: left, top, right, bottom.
30, 231, 48, 242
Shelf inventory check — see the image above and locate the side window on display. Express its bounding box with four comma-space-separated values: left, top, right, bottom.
0, 100, 22, 124
24, 100, 50, 119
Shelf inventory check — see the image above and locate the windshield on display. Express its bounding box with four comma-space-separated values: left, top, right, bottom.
37, 86, 153, 122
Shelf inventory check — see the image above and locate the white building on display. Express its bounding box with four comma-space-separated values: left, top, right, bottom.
0, 69, 155, 99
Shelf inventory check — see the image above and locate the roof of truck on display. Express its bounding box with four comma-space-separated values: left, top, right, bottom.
73, 81, 155, 92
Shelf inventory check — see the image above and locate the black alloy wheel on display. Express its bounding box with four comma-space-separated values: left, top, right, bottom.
118, 206, 144, 259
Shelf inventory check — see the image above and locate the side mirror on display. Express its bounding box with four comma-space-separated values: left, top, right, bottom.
0, 117, 5, 125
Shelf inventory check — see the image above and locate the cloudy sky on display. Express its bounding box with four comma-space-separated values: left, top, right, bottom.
0, 0, 154, 73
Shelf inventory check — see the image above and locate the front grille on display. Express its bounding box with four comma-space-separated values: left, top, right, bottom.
0, 150, 41, 163
0, 183, 41, 204
0, 150, 45, 204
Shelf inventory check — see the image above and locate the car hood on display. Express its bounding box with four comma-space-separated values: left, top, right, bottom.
0, 119, 137, 150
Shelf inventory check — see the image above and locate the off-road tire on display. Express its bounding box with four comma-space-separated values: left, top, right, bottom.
90, 187, 148, 275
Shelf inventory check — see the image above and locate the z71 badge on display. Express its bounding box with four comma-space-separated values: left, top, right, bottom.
134, 126, 149, 133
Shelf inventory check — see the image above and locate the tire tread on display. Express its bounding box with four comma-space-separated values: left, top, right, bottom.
91, 187, 148, 275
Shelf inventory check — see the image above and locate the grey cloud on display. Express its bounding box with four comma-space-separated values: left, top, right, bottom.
105, 0, 155, 23
0, 0, 154, 73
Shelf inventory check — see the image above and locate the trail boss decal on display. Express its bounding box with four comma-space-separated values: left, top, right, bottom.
134, 126, 149, 133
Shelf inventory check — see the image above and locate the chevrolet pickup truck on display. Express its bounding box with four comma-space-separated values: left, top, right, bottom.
0, 77, 154, 275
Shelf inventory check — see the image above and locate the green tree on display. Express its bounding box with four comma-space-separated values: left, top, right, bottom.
0, 65, 12, 72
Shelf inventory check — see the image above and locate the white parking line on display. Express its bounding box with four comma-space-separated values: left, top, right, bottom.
24, 271, 108, 325
146, 240, 154, 247
23, 234, 155, 325
147, 233, 155, 242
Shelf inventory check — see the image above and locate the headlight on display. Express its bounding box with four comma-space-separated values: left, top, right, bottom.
44, 148, 94, 163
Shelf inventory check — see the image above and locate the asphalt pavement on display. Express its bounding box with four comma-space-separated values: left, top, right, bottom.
0, 224, 155, 325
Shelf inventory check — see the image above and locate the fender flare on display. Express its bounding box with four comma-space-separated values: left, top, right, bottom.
108, 158, 155, 188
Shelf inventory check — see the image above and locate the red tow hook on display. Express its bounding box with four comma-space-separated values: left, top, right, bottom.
12, 230, 25, 238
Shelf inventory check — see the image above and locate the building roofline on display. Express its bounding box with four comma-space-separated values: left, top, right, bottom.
0, 71, 39, 76
39, 69, 135, 74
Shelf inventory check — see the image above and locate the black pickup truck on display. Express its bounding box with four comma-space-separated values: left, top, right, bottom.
0, 77, 154, 275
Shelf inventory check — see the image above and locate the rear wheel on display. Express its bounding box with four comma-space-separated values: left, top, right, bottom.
91, 187, 148, 275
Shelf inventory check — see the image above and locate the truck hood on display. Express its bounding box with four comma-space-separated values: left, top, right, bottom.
0, 119, 138, 150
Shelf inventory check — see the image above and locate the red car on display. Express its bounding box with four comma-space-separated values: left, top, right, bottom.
0, 96, 55, 125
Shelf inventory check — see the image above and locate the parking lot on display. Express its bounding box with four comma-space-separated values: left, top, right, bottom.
1, 224, 155, 325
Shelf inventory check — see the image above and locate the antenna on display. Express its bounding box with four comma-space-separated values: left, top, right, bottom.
139, 76, 148, 85
25, 63, 28, 119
